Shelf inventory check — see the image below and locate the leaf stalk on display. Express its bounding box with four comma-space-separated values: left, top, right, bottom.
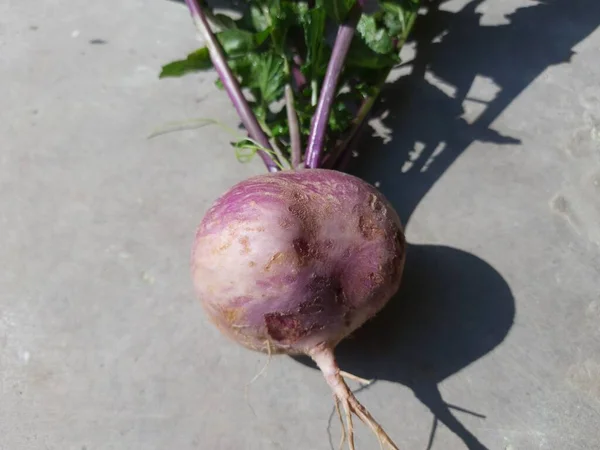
304, 4, 362, 169
183, 0, 280, 172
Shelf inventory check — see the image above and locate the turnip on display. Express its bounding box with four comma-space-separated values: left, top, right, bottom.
193, 169, 405, 448
160, 1, 421, 448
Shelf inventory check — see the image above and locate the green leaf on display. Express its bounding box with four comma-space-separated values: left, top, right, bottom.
214, 53, 256, 90
381, 1, 420, 38
300, 8, 327, 78
328, 100, 353, 132
160, 0, 423, 164
216, 50, 285, 107
271, 122, 289, 139
266, 2, 306, 54
259, 0, 282, 16
228, 54, 256, 84
320, 0, 356, 23
346, 35, 400, 68
158, 27, 268, 80
252, 53, 286, 104
356, 14, 394, 54
368, 2, 421, 41
254, 27, 272, 46
212, 13, 239, 30
239, 5, 270, 32
269, 23, 289, 54
381, 3, 405, 36
216, 29, 259, 58
159, 47, 212, 78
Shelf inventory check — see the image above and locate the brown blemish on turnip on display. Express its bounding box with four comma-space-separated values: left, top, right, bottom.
291, 190, 308, 203
293, 237, 311, 265
264, 312, 304, 342
298, 298, 326, 315
368, 272, 384, 285
268, 277, 350, 342
213, 240, 232, 254
239, 236, 251, 254
278, 216, 293, 229
264, 310, 324, 344
306, 275, 348, 310
369, 193, 383, 212
221, 305, 242, 325
242, 226, 266, 233
264, 251, 285, 271
334, 284, 347, 307
292, 237, 328, 266
358, 214, 380, 240
285, 188, 321, 239
288, 203, 307, 219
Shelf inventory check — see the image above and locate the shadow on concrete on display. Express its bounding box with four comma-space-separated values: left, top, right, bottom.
292, 1, 600, 448
166, 1, 600, 448
349, 0, 600, 223
317, 243, 513, 450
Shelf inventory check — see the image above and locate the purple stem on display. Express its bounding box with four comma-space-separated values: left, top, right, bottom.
304, 6, 361, 169
291, 63, 307, 92
291, 54, 307, 91
184, 0, 279, 173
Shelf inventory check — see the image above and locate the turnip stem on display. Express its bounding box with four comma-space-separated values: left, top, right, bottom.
183, 0, 279, 173
324, 96, 376, 169
291, 55, 307, 92
304, 5, 361, 169
285, 85, 302, 169
310, 345, 400, 450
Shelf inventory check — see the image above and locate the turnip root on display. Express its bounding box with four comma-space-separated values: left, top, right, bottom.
160, 0, 421, 448
191, 169, 406, 448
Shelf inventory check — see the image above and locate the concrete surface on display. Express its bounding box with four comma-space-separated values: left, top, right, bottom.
1, 1, 599, 449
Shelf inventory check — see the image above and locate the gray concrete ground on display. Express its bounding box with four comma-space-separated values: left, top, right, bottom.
1, 1, 599, 449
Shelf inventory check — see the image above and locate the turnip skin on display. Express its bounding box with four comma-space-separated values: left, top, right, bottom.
191, 168, 406, 355
191, 168, 406, 448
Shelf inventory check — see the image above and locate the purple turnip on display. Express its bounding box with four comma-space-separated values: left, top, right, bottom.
161, 1, 421, 448
192, 169, 405, 357
192, 169, 406, 448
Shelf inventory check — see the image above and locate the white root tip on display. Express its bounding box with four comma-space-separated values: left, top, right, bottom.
309, 346, 400, 450
244, 340, 273, 416
340, 370, 375, 386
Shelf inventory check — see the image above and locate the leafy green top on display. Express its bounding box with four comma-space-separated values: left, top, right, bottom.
160, 0, 420, 168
